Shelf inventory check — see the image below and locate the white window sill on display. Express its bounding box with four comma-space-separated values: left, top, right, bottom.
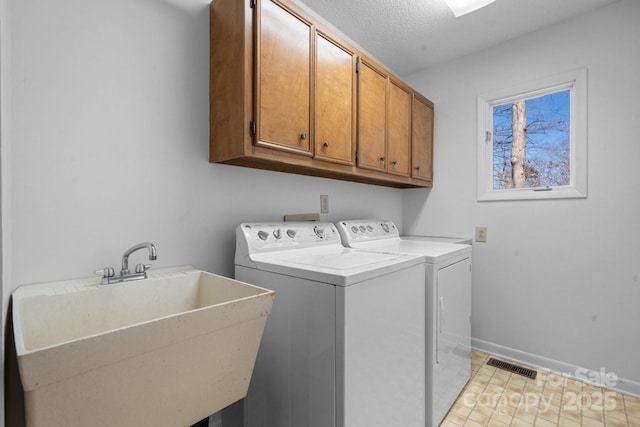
478, 185, 587, 202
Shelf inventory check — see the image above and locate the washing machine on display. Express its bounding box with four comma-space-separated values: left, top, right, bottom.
234, 222, 426, 427
335, 220, 472, 427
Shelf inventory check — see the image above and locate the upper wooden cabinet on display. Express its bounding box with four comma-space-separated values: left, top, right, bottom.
257, 0, 312, 155
315, 31, 356, 165
387, 80, 412, 177
412, 94, 435, 184
210, 0, 433, 188
357, 61, 412, 177
357, 60, 387, 172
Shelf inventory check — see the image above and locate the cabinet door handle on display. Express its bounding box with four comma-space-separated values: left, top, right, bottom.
323, 141, 330, 148
415, 165, 421, 171
300, 133, 307, 140
379, 156, 385, 161
391, 160, 397, 166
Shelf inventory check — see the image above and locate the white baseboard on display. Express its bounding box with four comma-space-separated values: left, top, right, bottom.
472, 338, 640, 398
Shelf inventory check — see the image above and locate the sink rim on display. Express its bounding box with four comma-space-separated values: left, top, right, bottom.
12, 265, 273, 356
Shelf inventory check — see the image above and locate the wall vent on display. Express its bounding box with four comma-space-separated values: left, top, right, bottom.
487, 358, 537, 379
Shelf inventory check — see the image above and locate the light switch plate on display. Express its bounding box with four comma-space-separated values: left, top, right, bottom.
320, 195, 329, 213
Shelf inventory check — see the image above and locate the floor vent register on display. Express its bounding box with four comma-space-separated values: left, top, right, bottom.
487, 357, 537, 380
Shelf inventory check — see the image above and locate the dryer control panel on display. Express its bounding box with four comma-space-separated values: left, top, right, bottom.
335, 220, 399, 244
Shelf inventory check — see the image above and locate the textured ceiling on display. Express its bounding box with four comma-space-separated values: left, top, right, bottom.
295, 0, 621, 76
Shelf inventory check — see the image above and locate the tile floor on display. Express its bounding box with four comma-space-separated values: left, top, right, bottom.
441, 351, 640, 427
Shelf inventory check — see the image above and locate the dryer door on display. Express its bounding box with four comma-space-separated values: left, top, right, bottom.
434, 257, 472, 426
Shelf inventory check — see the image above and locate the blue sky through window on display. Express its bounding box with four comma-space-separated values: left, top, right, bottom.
492, 90, 570, 189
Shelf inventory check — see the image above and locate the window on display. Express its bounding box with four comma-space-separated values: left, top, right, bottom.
477, 69, 587, 201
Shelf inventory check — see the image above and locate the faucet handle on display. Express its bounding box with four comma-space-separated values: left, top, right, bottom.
135, 263, 152, 274
94, 267, 115, 278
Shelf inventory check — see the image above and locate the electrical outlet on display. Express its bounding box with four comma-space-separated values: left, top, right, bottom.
320, 195, 329, 213
475, 226, 487, 243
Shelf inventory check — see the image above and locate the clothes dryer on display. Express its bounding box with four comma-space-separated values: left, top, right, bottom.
335, 220, 472, 427
235, 222, 426, 427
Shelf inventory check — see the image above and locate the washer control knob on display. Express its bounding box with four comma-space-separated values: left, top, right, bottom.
314, 226, 325, 239
381, 223, 390, 233
350, 226, 358, 234
359, 225, 366, 233
273, 229, 282, 239
257, 230, 269, 241
286, 229, 296, 239
366, 225, 374, 232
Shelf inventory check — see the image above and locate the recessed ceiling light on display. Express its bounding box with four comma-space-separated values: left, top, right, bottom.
444, 0, 497, 17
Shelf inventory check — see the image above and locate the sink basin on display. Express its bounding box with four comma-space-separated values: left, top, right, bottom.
12, 266, 274, 427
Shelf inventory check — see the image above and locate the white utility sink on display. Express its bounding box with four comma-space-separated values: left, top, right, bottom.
12, 266, 274, 427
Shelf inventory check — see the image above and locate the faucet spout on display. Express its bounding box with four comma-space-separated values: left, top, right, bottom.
121, 242, 157, 275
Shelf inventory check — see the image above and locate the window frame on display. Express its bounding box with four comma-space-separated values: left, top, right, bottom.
476, 69, 588, 201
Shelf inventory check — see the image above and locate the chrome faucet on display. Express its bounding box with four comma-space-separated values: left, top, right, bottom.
95, 242, 157, 285
121, 242, 157, 275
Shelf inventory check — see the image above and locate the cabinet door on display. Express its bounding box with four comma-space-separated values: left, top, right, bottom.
357, 61, 387, 171
412, 96, 434, 182
315, 33, 355, 165
258, 0, 312, 155
387, 81, 411, 176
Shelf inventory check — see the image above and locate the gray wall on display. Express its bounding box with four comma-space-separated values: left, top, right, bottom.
1, 0, 403, 420
404, 0, 640, 395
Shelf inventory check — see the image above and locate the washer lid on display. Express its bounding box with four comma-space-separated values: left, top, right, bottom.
283, 248, 403, 270
247, 246, 423, 286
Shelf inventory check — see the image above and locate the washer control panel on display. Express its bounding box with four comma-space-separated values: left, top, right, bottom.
335, 219, 399, 244
239, 222, 341, 251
